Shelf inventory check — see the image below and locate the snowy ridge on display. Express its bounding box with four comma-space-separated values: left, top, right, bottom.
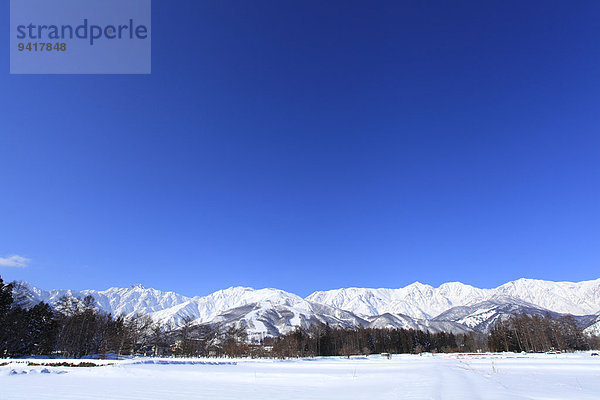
307, 278, 600, 318
494, 278, 600, 315
306, 282, 491, 319
431, 296, 566, 333
365, 313, 471, 334
11, 278, 600, 337
11, 282, 189, 317
209, 300, 369, 340
150, 287, 304, 329
583, 314, 600, 336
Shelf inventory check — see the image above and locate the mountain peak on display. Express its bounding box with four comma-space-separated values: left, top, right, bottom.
9, 278, 600, 336
130, 283, 147, 290
405, 281, 431, 290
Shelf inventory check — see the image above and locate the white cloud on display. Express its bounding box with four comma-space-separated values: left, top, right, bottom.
0, 255, 30, 268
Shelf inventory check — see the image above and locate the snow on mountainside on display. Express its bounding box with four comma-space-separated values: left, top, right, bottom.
307, 278, 600, 319
12, 283, 311, 331
209, 300, 368, 339
306, 282, 491, 319
150, 287, 306, 330
583, 314, 600, 336
11, 282, 189, 316
10, 278, 600, 336
309, 283, 489, 319
495, 278, 600, 316
432, 296, 566, 333
365, 313, 471, 334
11, 282, 370, 337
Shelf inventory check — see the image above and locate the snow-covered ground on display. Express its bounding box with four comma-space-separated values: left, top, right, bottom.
1, 353, 599, 399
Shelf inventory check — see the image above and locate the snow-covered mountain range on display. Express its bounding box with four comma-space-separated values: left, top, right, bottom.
307, 278, 600, 318
11, 278, 600, 338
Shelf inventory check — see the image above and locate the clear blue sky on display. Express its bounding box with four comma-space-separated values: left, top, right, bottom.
1, 1, 599, 297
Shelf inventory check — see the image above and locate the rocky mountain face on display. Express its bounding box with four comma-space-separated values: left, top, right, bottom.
11, 278, 600, 338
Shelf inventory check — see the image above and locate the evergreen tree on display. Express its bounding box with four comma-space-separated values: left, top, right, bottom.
0, 276, 13, 317
25, 302, 58, 355
0, 276, 15, 356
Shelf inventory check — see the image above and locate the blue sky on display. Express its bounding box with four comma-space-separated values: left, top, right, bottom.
1, 1, 599, 297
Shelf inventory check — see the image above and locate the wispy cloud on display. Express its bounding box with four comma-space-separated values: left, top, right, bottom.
0, 255, 30, 268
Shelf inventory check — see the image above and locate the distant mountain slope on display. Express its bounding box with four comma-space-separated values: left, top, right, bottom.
432, 296, 566, 333
306, 282, 490, 319
11, 282, 189, 317
583, 314, 600, 336
10, 278, 600, 337
494, 279, 600, 315
11, 282, 368, 337
365, 313, 471, 334
151, 287, 315, 330
307, 278, 600, 318
207, 301, 369, 339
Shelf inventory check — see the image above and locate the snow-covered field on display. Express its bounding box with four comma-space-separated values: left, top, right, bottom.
1, 353, 599, 399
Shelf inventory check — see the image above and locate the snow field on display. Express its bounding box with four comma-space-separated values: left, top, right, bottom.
1, 353, 599, 400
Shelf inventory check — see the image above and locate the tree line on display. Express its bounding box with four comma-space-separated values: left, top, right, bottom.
0, 277, 167, 358
267, 313, 598, 359
1, 276, 598, 358
267, 324, 482, 358
488, 313, 592, 352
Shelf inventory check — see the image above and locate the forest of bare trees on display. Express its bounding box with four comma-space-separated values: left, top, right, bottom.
267, 325, 486, 357
488, 313, 590, 352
